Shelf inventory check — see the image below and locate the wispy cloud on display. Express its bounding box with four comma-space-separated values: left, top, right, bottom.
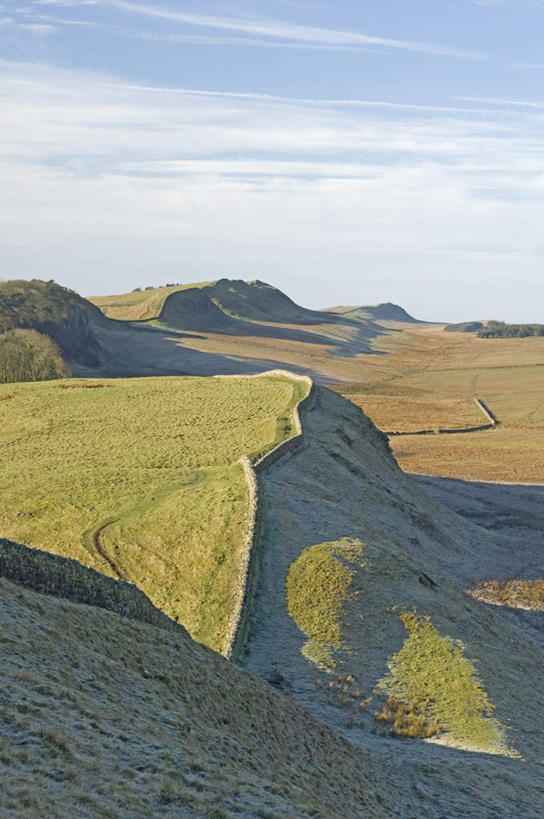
1, 60, 542, 317
31, 0, 484, 59
458, 95, 544, 108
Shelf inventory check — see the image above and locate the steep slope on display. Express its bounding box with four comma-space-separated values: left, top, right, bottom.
241, 386, 544, 816
0, 539, 409, 818
0, 279, 107, 367
159, 287, 237, 331
203, 279, 325, 324
158, 279, 326, 331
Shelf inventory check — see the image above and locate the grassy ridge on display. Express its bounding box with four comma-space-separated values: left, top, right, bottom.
0, 373, 306, 652
90, 282, 214, 320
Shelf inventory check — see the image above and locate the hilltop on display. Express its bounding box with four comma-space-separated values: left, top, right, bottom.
329, 302, 422, 324
0, 280, 107, 367
90, 279, 325, 327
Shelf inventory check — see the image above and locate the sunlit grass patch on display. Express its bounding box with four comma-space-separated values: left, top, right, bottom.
375, 610, 515, 755
0, 372, 308, 652
286, 538, 365, 669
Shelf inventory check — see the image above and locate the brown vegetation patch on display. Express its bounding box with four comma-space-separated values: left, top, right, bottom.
469, 579, 544, 611
374, 695, 442, 739
57, 382, 112, 389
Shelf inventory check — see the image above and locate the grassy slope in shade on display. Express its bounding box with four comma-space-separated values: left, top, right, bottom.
0, 373, 307, 653
0, 574, 399, 818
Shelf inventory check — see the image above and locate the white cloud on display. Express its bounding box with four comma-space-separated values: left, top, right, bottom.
39, 0, 484, 59
457, 95, 544, 108
1, 60, 543, 319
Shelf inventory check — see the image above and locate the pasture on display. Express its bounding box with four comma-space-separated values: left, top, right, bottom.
336, 329, 544, 482
0, 373, 307, 652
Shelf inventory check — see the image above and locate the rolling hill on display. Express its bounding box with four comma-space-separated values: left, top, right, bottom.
2, 375, 543, 816
91, 279, 326, 327
0, 371, 310, 654
329, 302, 422, 324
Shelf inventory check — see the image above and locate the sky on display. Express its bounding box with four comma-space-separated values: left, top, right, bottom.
1, 1, 544, 320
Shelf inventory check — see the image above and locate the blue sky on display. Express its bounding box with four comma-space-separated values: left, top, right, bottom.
1, 0, 544, 319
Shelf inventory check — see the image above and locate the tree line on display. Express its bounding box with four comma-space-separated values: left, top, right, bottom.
478, 321, 544, 339
0, 329, 69, 383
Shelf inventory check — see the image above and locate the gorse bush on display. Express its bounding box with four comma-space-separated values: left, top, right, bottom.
0, 329, 69, 383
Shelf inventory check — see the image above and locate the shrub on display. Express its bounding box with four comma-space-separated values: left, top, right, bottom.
0, 329, 69, 383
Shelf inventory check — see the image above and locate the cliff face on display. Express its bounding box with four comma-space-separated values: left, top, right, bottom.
159, 287, 234, 331
34, 304, 102, 366
158, 279, 326, 330
0, 280, 106, 367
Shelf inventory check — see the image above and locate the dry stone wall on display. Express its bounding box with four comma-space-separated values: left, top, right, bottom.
226, 372, 315, 661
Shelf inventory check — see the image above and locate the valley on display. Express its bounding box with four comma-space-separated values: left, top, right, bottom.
1, 277, 543, 817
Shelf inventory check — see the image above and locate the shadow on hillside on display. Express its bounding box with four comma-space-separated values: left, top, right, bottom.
156, 311, 389, 358
413, 474, 544, 579
84, 321, 330, 381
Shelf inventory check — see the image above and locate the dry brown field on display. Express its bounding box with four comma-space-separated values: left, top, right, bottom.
337, 329, 544, 483
151, 322, 543, 482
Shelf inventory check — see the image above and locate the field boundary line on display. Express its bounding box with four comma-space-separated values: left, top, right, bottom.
226, 370, 316, 661
384, 396, 498, 437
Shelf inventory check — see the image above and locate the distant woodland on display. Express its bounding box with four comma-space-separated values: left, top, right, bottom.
478, 321, 544, 339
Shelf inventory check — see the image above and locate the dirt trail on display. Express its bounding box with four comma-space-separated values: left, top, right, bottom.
91, 517, 126, 581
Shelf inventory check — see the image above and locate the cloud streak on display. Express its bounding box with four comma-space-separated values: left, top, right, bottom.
31, 0, 485, 59
1, 59, 542, 319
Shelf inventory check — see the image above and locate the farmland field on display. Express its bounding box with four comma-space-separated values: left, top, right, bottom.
0, 373, 308, 652
335, 328, 544, 483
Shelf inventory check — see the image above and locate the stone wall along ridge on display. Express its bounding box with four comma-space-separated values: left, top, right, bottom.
225, 371, 316, 661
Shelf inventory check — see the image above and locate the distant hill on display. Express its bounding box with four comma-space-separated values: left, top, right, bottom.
92, 278, 326, 330
0, 279, 106, 367
203, 278, 324, 324
444, 321, 484, 333
329, 302, 422, 323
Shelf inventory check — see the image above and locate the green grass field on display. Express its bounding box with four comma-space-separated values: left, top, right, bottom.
90, 282, 215, 321
0, 373, 308, 652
